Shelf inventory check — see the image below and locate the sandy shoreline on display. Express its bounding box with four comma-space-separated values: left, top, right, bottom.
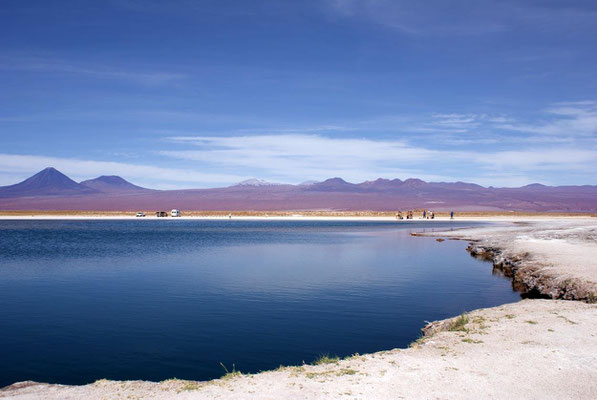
2, 218, 597, 399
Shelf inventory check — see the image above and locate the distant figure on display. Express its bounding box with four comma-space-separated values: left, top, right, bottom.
450, 211, 454, 220
423, 210, 426, 219
228, 213, 232, 219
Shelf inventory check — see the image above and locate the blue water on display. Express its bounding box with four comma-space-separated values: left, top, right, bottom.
0, 220, 519, 386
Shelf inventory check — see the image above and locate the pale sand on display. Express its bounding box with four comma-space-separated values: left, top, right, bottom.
425, 219, 597, 297
2, 218, 597, 399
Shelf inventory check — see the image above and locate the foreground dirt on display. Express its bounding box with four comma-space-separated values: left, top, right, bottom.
3, 219, 597, 399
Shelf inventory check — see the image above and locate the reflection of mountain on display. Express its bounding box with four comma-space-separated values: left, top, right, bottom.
1, 168, 596, 212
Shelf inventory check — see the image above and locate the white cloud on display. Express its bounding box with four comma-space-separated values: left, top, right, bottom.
161, 134, 449, 183
159, 133, 597, 186
497, 102, 597, 137
2, 101, 596, 188
474, 148, 597, 171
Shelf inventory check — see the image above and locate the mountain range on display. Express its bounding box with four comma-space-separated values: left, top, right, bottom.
0, 167, 596, 211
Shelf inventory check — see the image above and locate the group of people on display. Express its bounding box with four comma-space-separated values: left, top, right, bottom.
395, 210, 455, 220
396, 210, 416, 220
396, 211, 412, 220
422, 210, 435, 219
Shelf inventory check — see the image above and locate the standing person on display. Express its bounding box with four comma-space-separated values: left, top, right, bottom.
450, 211, 454, 220
423, 210, 426, 219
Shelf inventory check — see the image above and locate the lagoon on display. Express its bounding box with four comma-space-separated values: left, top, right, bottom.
0, 220, 519, 387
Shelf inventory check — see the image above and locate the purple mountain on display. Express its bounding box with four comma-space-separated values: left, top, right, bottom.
309, 177, 359, 191
0, 167, 97, 197
80, 176, 148, 193
1, 167, 597, 211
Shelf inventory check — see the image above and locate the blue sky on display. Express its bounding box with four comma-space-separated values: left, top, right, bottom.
1, 0, 596, 188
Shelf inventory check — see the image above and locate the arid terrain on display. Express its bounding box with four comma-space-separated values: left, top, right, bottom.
1, 168, 597, 212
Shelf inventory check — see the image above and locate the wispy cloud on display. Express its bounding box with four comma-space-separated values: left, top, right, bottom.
326, 0, 508, 35
161, 134, 450, 183
151, 100, 597, 186
391, 102, 597, 146
0, 55, 186, 85
326, 0, 597, 36
159, 132, 597, 187
2, 100, 596, 188
497, 101, 597, 137
474, 148, 597, 171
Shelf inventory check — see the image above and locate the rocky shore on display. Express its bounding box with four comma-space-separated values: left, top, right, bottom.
420, 220, 597, 302
3, 219, 597, 399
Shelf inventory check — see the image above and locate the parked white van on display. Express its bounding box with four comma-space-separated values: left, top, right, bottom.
171, 209, 181, 217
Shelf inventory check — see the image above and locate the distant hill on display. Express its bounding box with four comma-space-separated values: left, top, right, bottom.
80, 176, 148, 193
235, 178, 283, 187
0, 167, 97, 197
1, 167, 596, 211
308, 177, 358, 191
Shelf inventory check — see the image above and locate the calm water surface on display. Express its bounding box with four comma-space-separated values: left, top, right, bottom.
0, 220, 519, 386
